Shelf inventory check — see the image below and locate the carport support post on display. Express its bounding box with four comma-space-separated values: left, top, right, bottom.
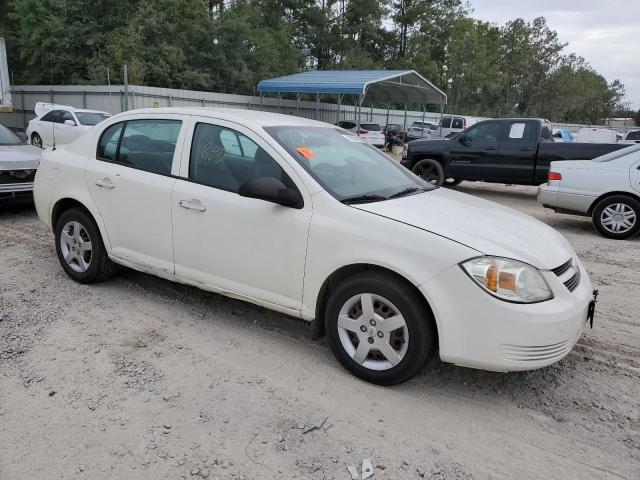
421, 103, 426, 130
337, 94, 343, 124
356, 95, 363, 137
259, 92, 263, 111
385, 102, 390, 127
277, 93, 282, 113
439, 101, 444, 136
403, 103, 408, 133
315, 93, 320, 120
296, 92, 301, 116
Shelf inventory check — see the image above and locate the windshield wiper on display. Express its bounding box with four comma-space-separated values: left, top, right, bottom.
341, 194, 388, 205
388, 187, 427, 199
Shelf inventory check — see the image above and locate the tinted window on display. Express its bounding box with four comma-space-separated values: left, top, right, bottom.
57, 111, 75, 124
627, 131, 640, 141
505, 122, 534, 141
541, 123, 553, 141
97, 123, 124, 161
189, 122, 289, 193
40, 110, 60, 122
0, 124, 23, 145
76, 112, 110, 126
118, 120, 181, 175
338, 121, 356, 129
451, 118, 464, 129
441, 117, 452, 128
465, 122, 501, 142
361, 124, 381, 131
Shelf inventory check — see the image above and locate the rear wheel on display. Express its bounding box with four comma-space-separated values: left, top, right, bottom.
592, 195, 640, 239
31, 133, 42, 148
412, 159, 444, 186
325, 272, 435, 385
54, 208, 117, 283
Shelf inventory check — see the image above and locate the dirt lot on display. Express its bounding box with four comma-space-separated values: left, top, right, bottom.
1, 183, 639, 480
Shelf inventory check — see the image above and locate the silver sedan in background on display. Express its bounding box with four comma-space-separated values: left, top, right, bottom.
538, 144, 640, 239
0, 123, 42, 203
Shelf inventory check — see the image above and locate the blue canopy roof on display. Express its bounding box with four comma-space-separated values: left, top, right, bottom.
257, 70, 446, 105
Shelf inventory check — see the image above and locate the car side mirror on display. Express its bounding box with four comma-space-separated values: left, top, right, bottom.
238, 177, 303, 209
459, 135, 470, 146
64, 119, 76, 126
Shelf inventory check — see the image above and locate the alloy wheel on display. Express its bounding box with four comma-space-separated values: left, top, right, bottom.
337, 293, 409, 371
600, 203, 636, 234
59, 221, 93, 273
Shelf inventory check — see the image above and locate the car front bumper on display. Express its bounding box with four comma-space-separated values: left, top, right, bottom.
0, 181, 34, 201
420, 258, 593, 372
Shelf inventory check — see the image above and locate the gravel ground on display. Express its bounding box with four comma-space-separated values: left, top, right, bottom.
0, 183, 639, 480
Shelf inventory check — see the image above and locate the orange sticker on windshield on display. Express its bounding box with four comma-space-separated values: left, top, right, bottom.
296, 147, 316, 159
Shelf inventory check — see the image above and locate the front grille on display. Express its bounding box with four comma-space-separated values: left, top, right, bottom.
501, 339, 573, 362
0, 170, 36, 184
564, 269, 581, 292
551, 257, 580, 292
551, 258, 572, 276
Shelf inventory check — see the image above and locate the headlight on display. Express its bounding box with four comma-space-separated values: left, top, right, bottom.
460, 257, 553, 303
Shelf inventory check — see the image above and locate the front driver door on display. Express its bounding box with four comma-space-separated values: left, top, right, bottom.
447, 121, 502, 179
85, 115, 188, 274
171, 117, 312, 311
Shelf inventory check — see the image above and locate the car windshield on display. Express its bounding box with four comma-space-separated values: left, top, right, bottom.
592, 143, 640, 162
75, 112, 110, 126
0, 123, 24, 145
265, 126, 432, 202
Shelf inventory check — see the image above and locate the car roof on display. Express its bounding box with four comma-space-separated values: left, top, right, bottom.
120, 107, 331, 129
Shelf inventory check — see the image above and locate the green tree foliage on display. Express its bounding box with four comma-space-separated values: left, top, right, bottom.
2, 0, 628, 123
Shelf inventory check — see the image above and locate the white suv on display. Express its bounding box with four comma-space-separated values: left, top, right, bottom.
34, 108, 594, 384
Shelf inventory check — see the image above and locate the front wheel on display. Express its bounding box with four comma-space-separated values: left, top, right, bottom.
325, 272, 435, 385
412, 159, 444, 186
592, 195, 640, 239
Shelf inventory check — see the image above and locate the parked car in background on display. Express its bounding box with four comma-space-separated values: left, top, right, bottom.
552, 128, 575, 143
406, 121, 438, 140
0, 122, 41, 202
439, 116, 472, 137
26, 102, 111, 148
383, 123, 405, 142
403, 118, 626, 186
620, 129, 640, 144
33, 107, 596, 385
574, 127, 618, 144
336, 120, 385, 147
538, 144, 640, 239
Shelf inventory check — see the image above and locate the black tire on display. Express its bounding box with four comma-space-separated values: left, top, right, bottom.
444, 178, 463, 187
412, 158, 444, 186
54, 207, 117, 283
592, 195, 640, 239
31, 132, 43, 148
325, 271, 436, 385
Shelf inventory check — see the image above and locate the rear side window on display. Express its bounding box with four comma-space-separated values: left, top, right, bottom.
451, 118, 464, 129
40, 110, 60, 122
97, 123, 124, 161
117, 120, 181, 175
627, 131, 640, 141
441, 117, 452, 128
540, 123, 553, 141
57, 111, 75, 124
189, 122, 288, 193
361, 123, 381, 131
505, 122, 534, 142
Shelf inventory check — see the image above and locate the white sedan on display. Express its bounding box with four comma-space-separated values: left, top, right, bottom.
336, 121, 386, 147
34, 108, 594, 385
538, 144, 640, 239
26, 102, 111, 148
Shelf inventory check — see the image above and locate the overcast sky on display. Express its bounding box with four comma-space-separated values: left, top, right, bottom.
469, 0, 640, 110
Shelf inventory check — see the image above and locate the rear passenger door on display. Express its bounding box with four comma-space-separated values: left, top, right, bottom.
171, 117, 312, 311
495, 121, 537, 183
85, 115, 188, 274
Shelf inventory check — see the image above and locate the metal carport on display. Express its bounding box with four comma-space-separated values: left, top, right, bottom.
256, 70, 447, 135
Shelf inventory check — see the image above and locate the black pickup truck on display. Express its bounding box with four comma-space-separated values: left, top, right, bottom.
401, 118, 627, 186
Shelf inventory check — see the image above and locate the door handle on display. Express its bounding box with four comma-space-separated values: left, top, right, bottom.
94, 178, 115, 189
179, 199, 206, 212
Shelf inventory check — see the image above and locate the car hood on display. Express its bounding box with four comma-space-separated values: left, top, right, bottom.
354, 188, 574, 270
0, 144, 42, 170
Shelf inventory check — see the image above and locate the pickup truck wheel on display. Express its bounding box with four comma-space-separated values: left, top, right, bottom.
325, 272, 435, 385
31, 133, 42, 148
444, 178, 463, 187
412, 159, 444, 186
592, 195, 640, 239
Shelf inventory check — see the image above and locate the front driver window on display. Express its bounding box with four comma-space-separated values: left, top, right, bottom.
466, 122, 501, 143
189, 122, 289, 193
